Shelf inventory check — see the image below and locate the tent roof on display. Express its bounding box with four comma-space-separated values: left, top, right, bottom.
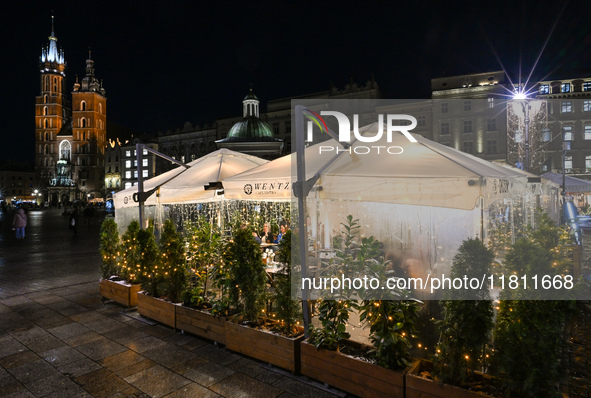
223, 122, 528, 210
541, 172, 591, 193
113, 148, 268, 208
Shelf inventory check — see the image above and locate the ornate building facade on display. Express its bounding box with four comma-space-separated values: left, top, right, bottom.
35, 17, 106, 204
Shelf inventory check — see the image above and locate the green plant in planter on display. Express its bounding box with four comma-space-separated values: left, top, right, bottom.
308, 300, 353, 351
185, 218, 223, 304
274, 230, 302, 336
224, 225, 266, 323
120, 220, 141, 282
359, 298, 421, 369
434, 238, 494, 385
159, 219, 187, 303
493, 213, 576, 397
99, 218, 120, 279
136, 226, 162, 297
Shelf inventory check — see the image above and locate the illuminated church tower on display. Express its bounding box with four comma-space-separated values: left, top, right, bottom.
35, 16, 107, 204
35, 15, 69, 194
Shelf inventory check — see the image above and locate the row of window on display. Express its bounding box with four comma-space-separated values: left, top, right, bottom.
539, 82, 591, 94
125, 149, 149, 157
124, 159, 149, 168
439, 99, 496, 114
440, 119, 498, 135
123, 170, 149, 179
560, 100, 591, 113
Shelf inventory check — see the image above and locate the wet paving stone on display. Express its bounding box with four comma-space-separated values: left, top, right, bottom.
210, 372, 283, 398
62, 331, 103, 348
0, 374, 25, 396
48, 322, 92, 340
124, 335, 168, 354
141, 344, 197, 369
0, 350, 40, 369
22, 333, 66, 354
99, 350, 146, 372
0, 338, 28, 359
8, 358, 58, 384
75, 368, 139, 398
57, 357, 103, 378
26, 372, 87, 397
124, 365, 191, 398
195, 344, 241, 365
184, 362, 235, 387
76, 337, 126, 361
163, 382, 221, 398
101, 325, 149, 345
41, 345, 86, 368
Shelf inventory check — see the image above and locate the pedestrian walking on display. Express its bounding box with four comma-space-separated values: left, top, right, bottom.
69, 209, 79, 237
12, 208, 27, 239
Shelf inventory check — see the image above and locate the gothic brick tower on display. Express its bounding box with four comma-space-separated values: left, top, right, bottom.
71, 53, 107, 200
35, 15, 69, 192
35, 16, 107, 204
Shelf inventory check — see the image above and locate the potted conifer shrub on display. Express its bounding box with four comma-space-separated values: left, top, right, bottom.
136, 223, 177, 328
406, 238, 498, 398
223, 225, 305, 373
492, 213, 576, 397
176, 220, 228, 345
99, 219, 141, 307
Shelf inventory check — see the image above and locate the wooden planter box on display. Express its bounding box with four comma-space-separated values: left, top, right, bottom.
136, 291, 176, 328
225, 321, 305, 373
406, 359, 497, 398
99, 278, 140, 307
301, 340, 407, 397
175, 305, 227, 345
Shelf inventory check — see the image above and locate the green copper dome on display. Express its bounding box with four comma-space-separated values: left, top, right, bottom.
224, 117, 276, 141
244, 91, 259, 101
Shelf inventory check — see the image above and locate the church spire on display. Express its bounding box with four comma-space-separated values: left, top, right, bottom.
41, 14, 64, 65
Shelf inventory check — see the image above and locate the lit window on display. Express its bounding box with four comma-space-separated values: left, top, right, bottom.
565, 155, 573, 171
561, 101, 572, 113
440, 122, 450, 135
125, 150, 131, 157
441, 102, 448, 113
488, 98, 494, 108
539, 85, 549, 94
584, 82, 591, 92
563, 126, 573, 141
125, 160, 131, 168
542, 128, 551, 142
125, 182, 132, 189
464, 101, 471, 111
143, 149, 148, 155
487, 118, 496, 131
142, 159, 148, 167
133, 160, 137, 167
463, 120, 473, 134
584, 100, 591, 112
585, 125, 591, 140
142, 170, 148, 178
125, 171, 131, 179
561, 83, 571, 93
133, 171, 138, 178
586, 156, 591, 172
462, 141, 474, 154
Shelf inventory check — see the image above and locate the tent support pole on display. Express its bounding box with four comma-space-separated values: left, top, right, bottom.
135, 143, 189, 230
294, 105, 311, 337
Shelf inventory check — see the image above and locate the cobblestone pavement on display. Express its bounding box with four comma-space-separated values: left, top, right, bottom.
0, 209, 348, 397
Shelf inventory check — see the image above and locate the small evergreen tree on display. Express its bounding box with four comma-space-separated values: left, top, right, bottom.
160, 219, 187, 303
434, 238, 494, 385
99, 218, 120, 279
120, 220, 141, 282
274, 230, 302, 336
493, 213, 576, 397
225, 225, 266, 323
136, 226, 162, 297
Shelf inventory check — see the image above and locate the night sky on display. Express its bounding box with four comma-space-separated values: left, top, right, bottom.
1, 0, 590, 164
